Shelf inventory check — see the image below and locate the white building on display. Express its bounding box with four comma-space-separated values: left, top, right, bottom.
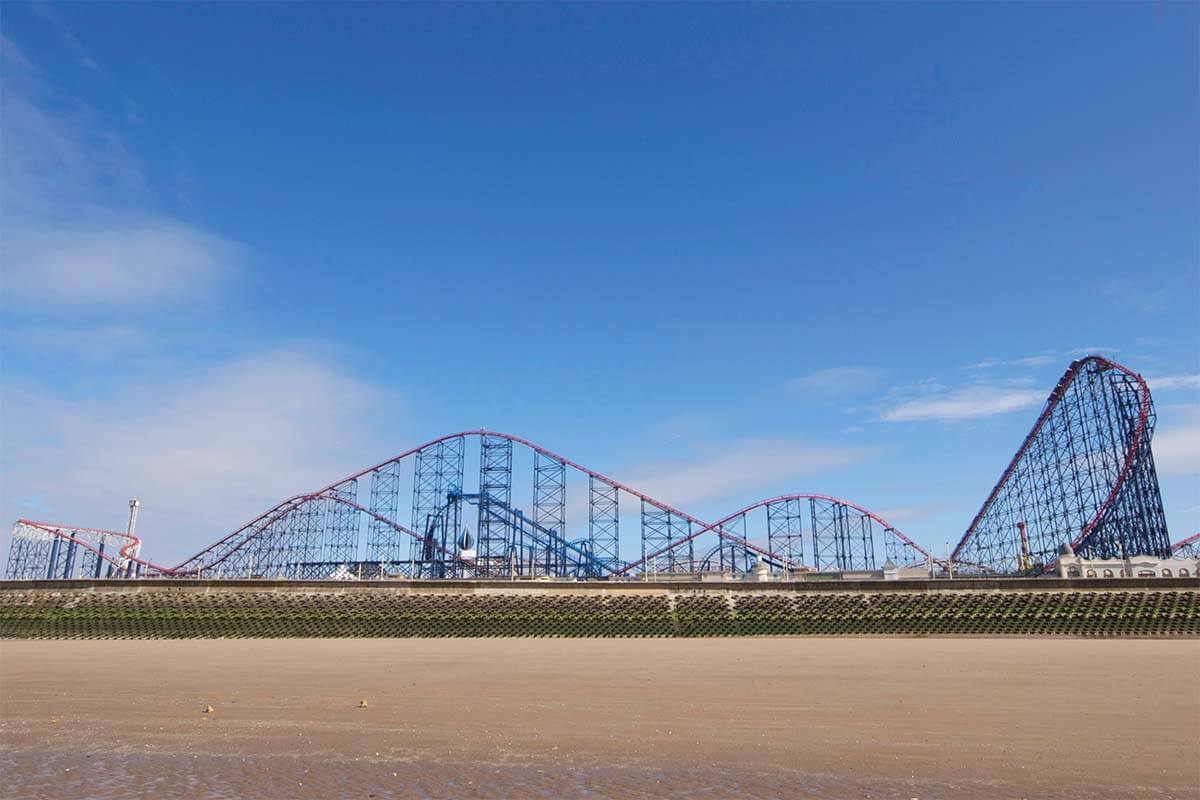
1055, 542, 1198, 579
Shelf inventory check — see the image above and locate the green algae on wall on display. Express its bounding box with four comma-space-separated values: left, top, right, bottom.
1, 589, 1197, 639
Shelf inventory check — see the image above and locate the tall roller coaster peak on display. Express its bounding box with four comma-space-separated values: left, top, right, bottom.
953, 355, 1171, 574
6, 356, 1175, 581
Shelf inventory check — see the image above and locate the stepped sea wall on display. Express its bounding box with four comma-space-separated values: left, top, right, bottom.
2, 579, 1196, 638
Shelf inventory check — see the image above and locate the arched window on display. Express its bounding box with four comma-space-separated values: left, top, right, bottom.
1068, 567, 1080, 577
1103, 569, 1114, 578
1179, 569, 1190, 577
1086, 569, 1096, 578
1162, 568, 1172, 577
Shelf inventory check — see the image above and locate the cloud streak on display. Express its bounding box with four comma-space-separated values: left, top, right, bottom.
5, 219, 241, 307
1148, 374, 1200, 393
1013, 355, 1056, 367
0, 351, 400, 564
1154, 422, 1200, 477
0, 33, 240, 313
881, 386, 1044, 422
621, 438, 873, 510
1153, 403, 1200, 477
786, 367, 882, 397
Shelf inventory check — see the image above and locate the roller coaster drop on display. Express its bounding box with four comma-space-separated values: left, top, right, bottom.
5, 356, 1179, 580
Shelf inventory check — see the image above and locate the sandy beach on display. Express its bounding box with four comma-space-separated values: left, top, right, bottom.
2, 637, 1197, 799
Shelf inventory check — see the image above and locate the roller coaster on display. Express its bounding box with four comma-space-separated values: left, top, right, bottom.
953, 355, 1173, 574
5, 356, 1182, 580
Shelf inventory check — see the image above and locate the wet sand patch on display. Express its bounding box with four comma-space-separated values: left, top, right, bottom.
2, 638, 1197, 798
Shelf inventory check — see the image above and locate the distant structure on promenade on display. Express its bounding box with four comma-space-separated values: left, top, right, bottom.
1054, 542, 1197, 579
4, 356, 1179, 581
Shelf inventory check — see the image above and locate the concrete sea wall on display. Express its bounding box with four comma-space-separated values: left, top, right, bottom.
2, 579, 1196, 638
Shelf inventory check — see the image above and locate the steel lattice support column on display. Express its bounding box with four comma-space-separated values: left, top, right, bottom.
810, 498, 845, 572
883, 527, 925, 567
477, 435, 514, 577
766, 498, 805, 569
253, 512, 291, 578
23, 536, 52, 579
323, 480, 360, 568
588, 477, 619, 575
60, 538, 78, 579
640, 501, 693, 574
533, 452, 566, 576
366, 461, 403, 564
713, 514, 752, 573
291, 497, 326, 578
80, 544, 100, 580
45, 536, 62, 579
6, 527, 50, 580
410, 436, 465, 568
852, 515, 876, 571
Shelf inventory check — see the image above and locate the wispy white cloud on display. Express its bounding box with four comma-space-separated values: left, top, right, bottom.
0, 33, 239, 313
0, 352, 400, 563
1148, 374, 1200, 393
1068, 346, 1122, 357
622, 438, 873, 510
1151, 402, 1200, 477
875, 504, 949, 527
786, 366, 882, 397
0, 40, 141, 216
3, 324, 152, 360
0, 32, 34, 70
965, 354, 1059, 370
4, 219, 241, 307
1154, 421, 1200, 477
0, 34, 331, 564
650, 411, 724, 442
27, 4, 102, 72
881, 386, 1044, 423
1100, 280, 1170, 314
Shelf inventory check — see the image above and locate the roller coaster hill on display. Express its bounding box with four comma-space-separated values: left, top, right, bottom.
6, 355, 1193, 582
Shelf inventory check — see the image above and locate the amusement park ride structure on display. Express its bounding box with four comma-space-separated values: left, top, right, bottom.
5, 356, 1185, 581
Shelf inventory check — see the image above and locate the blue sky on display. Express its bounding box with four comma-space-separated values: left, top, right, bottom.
1, 2, 1197, 565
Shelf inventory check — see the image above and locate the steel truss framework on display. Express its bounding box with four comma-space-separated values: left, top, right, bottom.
4, 357, 1175, 582
954, 356, 1171, 575
1171, 533, 1200, 560
5, 434, 930, 581
533, 453, 567, 576
5, 521, 146, 581
588, 478, 620, 574
476, 435, 513, 577
683, 495, 925, 575
640, 502, 693, 575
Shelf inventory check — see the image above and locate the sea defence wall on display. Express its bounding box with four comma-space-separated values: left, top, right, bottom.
1, 579, 1197, 638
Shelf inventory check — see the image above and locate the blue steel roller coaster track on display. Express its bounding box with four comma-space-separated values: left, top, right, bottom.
6, 356, 1177, 580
